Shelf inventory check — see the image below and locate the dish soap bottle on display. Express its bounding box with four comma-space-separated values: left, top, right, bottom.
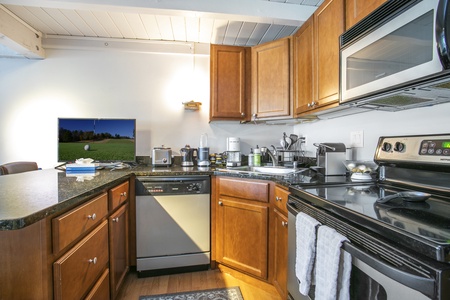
254, 146, 261, 167
248, 148, 254, 167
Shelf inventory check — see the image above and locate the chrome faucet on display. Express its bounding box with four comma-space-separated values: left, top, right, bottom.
260, 147, 278, 166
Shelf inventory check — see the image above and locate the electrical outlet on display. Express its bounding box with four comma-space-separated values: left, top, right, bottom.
350, 131, 364, 148
300, 135, 307, 146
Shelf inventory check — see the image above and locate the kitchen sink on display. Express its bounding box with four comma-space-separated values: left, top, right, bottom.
216, 166, 308, 176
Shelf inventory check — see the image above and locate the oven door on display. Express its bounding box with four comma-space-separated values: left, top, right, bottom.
340, 0, 446, 104
287, 200, 437, 300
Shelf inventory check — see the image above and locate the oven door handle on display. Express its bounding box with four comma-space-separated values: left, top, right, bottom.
343, 242, 435, 299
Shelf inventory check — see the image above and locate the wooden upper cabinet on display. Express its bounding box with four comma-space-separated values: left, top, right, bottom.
294, 0, 345, 116
251, 37, 292, 119
210, 44, 250, 121
315, 0, 345, 107
346, 0, 388, 29
293, 17, 314, 115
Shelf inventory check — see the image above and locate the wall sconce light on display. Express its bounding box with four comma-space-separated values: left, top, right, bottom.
182, 100, 202, 111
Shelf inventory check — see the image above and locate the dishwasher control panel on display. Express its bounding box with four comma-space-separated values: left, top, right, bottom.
136, 176, 210, 195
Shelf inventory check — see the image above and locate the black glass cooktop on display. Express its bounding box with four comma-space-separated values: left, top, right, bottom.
300, 184, 450, 244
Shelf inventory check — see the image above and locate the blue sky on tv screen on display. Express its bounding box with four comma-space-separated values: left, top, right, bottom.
59, 119, 135, 138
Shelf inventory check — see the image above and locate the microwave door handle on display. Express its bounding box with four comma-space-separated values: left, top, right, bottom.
343, 242, 435, 299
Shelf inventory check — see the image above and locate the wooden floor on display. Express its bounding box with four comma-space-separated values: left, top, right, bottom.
116, 267, 282, 300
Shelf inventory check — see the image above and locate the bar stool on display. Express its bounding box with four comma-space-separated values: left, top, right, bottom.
0, 161, 38, 175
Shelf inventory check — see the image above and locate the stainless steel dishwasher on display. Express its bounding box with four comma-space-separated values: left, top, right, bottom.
135, 176, 210, 277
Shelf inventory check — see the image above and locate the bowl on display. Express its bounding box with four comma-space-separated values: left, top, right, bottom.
343, 160, 378, 180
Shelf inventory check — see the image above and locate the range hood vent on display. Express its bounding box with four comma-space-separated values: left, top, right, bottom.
347, 75, 450, 112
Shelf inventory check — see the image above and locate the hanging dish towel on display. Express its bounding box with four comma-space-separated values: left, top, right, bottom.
314, 225, 352, 300
295, 212, 321, 295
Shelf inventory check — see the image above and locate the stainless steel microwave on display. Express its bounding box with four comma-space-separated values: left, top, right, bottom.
339, 0, 450, 111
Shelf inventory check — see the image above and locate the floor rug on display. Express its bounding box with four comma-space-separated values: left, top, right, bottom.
139, 286, 244, 300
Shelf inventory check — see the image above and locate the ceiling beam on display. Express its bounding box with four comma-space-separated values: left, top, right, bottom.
0, 5, 45, 59
0, 0, 316, 25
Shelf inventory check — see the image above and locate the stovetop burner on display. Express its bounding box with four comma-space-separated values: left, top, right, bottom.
296, 183, 450, 246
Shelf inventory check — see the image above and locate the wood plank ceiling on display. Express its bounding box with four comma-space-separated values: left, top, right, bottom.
0, 0, 323, 53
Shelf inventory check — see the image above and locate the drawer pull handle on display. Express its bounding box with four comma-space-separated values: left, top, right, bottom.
120, 192, 127, 198
218, 201, 223, 206
282, 221, 288, 227
276, 196, 282, 201
112, 217, 119, 222
87, 213, 97, 220
88, 257, 97, 264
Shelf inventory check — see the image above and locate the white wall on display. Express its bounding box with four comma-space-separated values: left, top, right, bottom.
0, 47, 289, 168
1, 46, 449, 169
295, 102, 450, 160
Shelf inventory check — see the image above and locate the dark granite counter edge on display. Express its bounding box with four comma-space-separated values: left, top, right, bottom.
0, 174, 132, 231
1, 167, 295, 231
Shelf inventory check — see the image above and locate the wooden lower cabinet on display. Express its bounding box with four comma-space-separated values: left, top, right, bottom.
215, 177, 270, 280
216, 197, 269, 279
0, 179, 132, 300
272, 186, 290, 299
85, 268, 111, 300
53, 220, 109, 300
109, 203, 129, 300
272, 208, 288, 299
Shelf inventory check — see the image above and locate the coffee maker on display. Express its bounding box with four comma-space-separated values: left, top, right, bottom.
226, 137, 241, 167
198, 133, 210, 167
180, 145, 197, 166
314, 142, 346, 175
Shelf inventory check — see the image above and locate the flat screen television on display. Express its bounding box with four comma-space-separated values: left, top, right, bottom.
58, 118, 136, 163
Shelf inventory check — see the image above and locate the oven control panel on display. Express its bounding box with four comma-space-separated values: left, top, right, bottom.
375, 134, 450, 165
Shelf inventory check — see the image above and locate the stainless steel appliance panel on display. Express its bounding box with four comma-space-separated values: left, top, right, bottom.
340, 0, 450, 111
135, 176, 210, 273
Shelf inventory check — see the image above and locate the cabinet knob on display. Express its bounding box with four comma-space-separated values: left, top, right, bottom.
218, 201, 223, 206
120, 192, 127, 198
282, 221, 288, 227
275, 196, 282, 201
112, 217, 119, 222
241, 112, 245, 116
87, 213, 97, 220
88, 257, 98, 264
307, 103, 311, 108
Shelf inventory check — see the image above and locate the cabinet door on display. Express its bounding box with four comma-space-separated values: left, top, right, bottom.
52, 192, 108, 254
346, 0, 388, 29
293, 17, 314, 115
210, 44, 250, 121
252, 37, 291, 119
109, 181, 129, 211
272, 208, 288, 300
314, 0, 345, 107
109, 203, 129, 300
216, 198, 269, 279
53, 220, 109, 300
85, 269, 110, 300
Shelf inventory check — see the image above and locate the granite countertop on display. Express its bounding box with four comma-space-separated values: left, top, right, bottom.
0, 164, 356, 230
0, 164, 218, 230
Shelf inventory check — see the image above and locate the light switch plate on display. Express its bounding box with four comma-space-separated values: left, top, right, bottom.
350, 130, 364, 148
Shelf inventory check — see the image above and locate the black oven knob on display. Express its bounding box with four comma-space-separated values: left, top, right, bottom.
394, 142, 405, 152
382, 142, 392, 152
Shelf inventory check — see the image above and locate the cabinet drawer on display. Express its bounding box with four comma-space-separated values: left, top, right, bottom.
53, 220, 109, 300
52, 193, 108, 253
109, 181, 129, 210
85, 268, 110, 300
218, 177, 269, 203
274, 186, 290, 215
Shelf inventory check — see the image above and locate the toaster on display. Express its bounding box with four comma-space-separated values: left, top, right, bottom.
152, 147, 172, 166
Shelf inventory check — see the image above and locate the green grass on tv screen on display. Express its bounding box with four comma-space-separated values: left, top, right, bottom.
59, 139, 135, 162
